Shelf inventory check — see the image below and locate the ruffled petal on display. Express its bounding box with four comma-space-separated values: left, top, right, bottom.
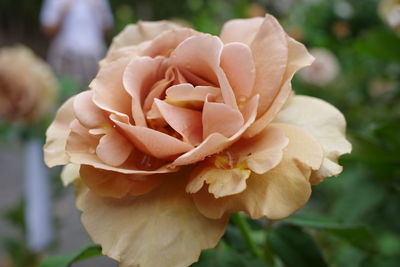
60, 163, 80, 186
109, 21, 182, 52
143, 28, 200, 57
244, 37, 314, 138
123, 56, 165, 127
165, 83, 220, 104
220, 17, 264, 45
44, 97, 76, 167
171, 95, 259, 166
250, 15, 288, 115
192, 123, 324, 220
91, 57, 132, 120
187, 166, 251, 198
170, 35, 238, 109
154, 99, 203, 146
78, 172, 228, 267
66, 120, 176, 174
274, 95, 352, 183
111, 115, 193, 159
73, 90, 109, 129
229, 124, 289, 174
202, 100, 244, 138
80, 165, 164, 198
96, 130, 133, 167
220, 42, 255, 100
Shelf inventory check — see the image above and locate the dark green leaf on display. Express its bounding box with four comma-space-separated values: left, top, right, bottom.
40, 243, 102, 267
268, 225, 328, 267
285, 215, 374, 251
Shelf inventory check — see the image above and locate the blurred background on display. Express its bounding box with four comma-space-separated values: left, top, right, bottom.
0, 0, 399, 266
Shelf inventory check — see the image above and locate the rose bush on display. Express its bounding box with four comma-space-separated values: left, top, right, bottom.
44, 15, 351, 267
0, 46, 58, 123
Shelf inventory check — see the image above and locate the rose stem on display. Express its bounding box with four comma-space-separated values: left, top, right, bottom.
231, 212, 263, 259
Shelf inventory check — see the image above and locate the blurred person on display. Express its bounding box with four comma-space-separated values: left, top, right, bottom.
299, 48, 340, 87
40, 0, 114, 87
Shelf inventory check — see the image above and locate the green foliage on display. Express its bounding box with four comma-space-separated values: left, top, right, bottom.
40, 243, 102, 267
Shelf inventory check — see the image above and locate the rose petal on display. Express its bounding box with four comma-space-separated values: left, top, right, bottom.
274, 95, 352, 183
73, 90, 109, 129
108, 21, 181, 52
172, 95, 259, 166
111, 115, 193, 159
143, 28, 200, 57
230, 124, 289, 174
78, 173, 228, 267
80, 165, 164, 198
44, 97, 76, 167
244, 37, 314, 138
187, 166, 251, 198
220, 42, 255, 100
154, 99, 203, 146
96, 130, 133, 167
165, 83, 220, 103
66, 120, 176, 174
220, 17, 264, 45
91, 57, 133, 121
123, 56, 165, 127
171, 35, 238, 109
142, 66, 176, 113
202, 100, 244, 138
60, 164, 80, 186
250, 15, 288, 115
192, 123, 324, 220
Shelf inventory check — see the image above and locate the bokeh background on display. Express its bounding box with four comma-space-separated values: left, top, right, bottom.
1, 0, 400, 266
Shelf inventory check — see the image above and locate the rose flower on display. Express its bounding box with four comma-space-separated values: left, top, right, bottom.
0, 46, 58, 123
44, 15, 351, 267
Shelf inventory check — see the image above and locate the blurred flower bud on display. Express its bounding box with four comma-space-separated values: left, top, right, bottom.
332, 20, 351, 39
246, 2, 267, 18
0, 46, 59, 123
380, 0, 400, 35
299, 48, 340, 87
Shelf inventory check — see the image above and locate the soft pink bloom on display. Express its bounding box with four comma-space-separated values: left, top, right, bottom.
44, 15, 351, 267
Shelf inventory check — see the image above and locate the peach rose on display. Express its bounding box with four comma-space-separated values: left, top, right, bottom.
44, 15, 351, 267
0, 46, 58, 123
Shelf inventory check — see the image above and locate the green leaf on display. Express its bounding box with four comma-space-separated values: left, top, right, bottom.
40, 243, 102, 267
268, 225, 328, 267
192, 242, 266, 267
285, 215, 374, 251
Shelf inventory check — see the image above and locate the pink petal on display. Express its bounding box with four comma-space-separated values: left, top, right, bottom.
229, 125, 289, 174
96, 130, 133, 167
170, 35, 238, 109
142, 69, 174, 113
142, 28, 200, 57
220, 17, 264, 45
123, 56, 165, 127
202, 100, 244, 138
220, 42, 255, 100
111, 115, 193, 159
91, 58, 132, 121
250, 15, 288, 115
154, 99, 203, 146
66, 120, 176, 174
244, 37, 314, 138
109, 21, 182, 52
165, 83, 220, 103
171, 95, 259, 166
44, 97, 76, 167
73, 91, 108, 129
